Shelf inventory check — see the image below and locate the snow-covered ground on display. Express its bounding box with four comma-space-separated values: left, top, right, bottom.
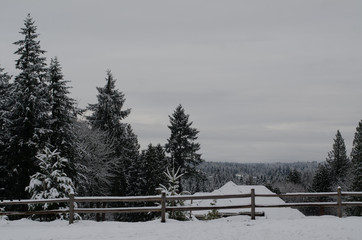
1, 215, 361, 240
2, 182, 360, 239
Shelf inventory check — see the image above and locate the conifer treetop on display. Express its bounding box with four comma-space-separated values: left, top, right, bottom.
47, 57, 77, 161
14, 13, 47, 77
326, 130, 349, 180
87, 70, 131, 132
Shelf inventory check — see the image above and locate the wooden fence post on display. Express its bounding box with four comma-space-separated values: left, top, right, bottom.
251, 188, 255, 220
337, 187, 342, 218
69, 193, 74, 224
161, 191, 166, 223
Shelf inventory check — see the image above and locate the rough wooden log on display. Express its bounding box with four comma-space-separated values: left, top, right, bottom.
69, 193, 74, 224
161, 192, 166, 223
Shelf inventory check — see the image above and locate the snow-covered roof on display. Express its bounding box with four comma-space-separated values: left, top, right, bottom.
190, 181, 304, 219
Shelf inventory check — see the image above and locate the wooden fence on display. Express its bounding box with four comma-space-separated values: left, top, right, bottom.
1, 187, 362, 224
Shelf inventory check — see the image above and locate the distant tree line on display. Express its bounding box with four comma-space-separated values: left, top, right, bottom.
194, 128, 362, 216
0, 14, 203, 221
193, 161, 318, 193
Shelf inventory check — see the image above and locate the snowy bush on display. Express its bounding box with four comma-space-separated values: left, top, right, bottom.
25, 147, 76, 220
0, 207, 8, 220
158, 167, 190, 221
204, 199, 220, 220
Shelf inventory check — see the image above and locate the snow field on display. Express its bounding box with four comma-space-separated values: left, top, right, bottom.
1, 215, 361, 240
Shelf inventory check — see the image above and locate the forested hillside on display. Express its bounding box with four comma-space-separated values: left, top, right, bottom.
183, 161, 319, 193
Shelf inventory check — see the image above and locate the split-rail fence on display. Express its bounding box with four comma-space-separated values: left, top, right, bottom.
1, 187, 362, 224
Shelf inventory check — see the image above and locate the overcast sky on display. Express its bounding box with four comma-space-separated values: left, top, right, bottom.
1, 0, 362, 163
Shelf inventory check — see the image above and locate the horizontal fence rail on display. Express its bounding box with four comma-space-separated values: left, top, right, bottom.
1, 188, 362, 224
0, 198, 69, 205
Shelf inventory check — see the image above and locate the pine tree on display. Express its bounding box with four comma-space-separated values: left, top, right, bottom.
47, 57, 77, 178
326, 130, 350, 185
165, 105, 203, 190
311, 163, 332, 192
139, 144, 169, 196
4, 14, 50, 199
349, 120, 362, 215
25, 147, 75, 220
0, 65, 12, 150
87, 70, 138, 196
87, 70, 130, 135
0, 65, 12, 135
0, 66, 12, 198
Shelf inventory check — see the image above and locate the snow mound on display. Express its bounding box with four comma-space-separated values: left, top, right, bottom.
190, 181, 304, 219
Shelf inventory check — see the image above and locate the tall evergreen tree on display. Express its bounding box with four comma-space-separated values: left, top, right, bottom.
0, 65, 12, 132
350, 120, 362, 215
47, 57, 77, 177
4, 14, 50, 199
87, 70, 138, 196
165, 105, 203, 190
87, 70, 130, 135
0, 66, 12, 148
0, 66, 12, 198
326, 130, 350, 184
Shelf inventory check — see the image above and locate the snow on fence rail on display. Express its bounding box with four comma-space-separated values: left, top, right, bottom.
1, 188, 362, 224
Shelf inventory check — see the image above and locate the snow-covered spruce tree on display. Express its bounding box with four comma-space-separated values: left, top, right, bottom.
25, 147, 75, 221
87, 70, 130, 134
0, 65, 12, 138
47, 57, 78, 178
165, 104, 203, 191
0, 66, 12, 198
349, 120, 362, 215
0, 66, 12, 144
158, 167, 190, 221
87, 70, 139, 197
326, 130, 350, 187
5, 14, 50, 199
